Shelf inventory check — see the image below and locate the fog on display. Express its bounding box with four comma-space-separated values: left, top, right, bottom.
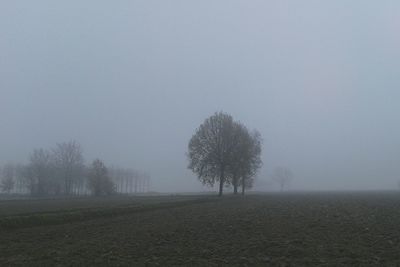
1, 1, 399, 192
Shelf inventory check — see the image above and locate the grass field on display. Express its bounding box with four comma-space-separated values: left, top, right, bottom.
1, 192, 400, 266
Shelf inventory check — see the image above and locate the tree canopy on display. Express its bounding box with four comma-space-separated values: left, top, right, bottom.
188, 112, 262, 196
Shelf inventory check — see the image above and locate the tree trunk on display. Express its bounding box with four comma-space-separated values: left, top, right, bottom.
242, 177, 245, 195
233, 175, 238, 194
218, 168, 225, 197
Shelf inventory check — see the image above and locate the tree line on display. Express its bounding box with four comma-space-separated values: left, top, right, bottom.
188, 112, 263, 196
0, 141, 150, 196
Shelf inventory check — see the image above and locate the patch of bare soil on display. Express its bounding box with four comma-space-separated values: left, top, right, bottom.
1, 192, 400, 266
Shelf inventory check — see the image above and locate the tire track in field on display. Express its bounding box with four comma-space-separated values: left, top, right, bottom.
0, 197, 221, 231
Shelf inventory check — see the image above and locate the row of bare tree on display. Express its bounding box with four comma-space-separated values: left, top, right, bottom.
0, 141, 150, 196
108, 167, 150, 194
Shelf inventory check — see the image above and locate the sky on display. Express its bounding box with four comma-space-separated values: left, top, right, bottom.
1, 1, 400, 192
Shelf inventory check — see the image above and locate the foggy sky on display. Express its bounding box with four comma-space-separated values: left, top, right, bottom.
1, 1, 400, 192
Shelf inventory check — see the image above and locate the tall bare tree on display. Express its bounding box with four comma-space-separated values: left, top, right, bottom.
26, 149, 54, 195
188, 112, 238, 196
14, 164, 27, 194
272, 167, 293, 192
228, 123, 263, 195
87, 159, 115, 196
239, 130, 263, 195
52, 141, 84, 195
1, 163, 15, 193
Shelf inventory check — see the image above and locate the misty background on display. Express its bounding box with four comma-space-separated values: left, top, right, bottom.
1, 1, 399, 192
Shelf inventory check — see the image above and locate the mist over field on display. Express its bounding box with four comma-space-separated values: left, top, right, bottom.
1, 1, 400, 192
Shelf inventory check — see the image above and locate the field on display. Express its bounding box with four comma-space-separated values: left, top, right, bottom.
1, 192, 400, 266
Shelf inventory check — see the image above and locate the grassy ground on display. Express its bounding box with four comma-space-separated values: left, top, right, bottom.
1, 192, 400, 266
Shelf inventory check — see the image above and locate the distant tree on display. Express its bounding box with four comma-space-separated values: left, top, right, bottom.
229, 123, 247, 194
272, 167, 293, 192
142, 172, 151, 193
52, 141, 84, 195
1, 163, 15, 193
1, 177, 14, 194
87, 159, 115, 196
109, 167, 123, 193
109, 167, 139, 194
14, 164, 28, 194
240, 131, 262, 195
188, 112, 238, 196
228, 123, 263, 195
26, 149, 55, 195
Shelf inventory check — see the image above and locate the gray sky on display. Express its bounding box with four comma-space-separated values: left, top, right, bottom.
1, 1, 400, 192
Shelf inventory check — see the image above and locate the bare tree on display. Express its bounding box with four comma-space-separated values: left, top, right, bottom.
272, 167, 293, 192
240, 131, 262, 195
109, 167, 122, 193
188, 112, 238, 196
14, 164, 28, 194
228, 123, 247, 194
52, 140, 84, 195
26, 149, 55, 196
87, 159, 115, 196
228, 123, 263, 195
143, 172, 151, 193
109, 167, 151, 194
1, 163, 15, 193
